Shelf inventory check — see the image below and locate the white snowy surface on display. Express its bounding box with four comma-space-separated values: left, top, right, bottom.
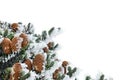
0, 0, 120, 79
26, 71, 39, 80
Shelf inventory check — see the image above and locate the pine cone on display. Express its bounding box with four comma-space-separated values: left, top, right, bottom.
10, 63, 22, 80
62, 61, 68, 67
11, 37, 23, 52
43, 47, 49, 53
19, 33, 28, 48
47, 42, 53, 49
1, 38, 12, 54
11, 23, 19, 32
53, 68, 61, 79
33, 54, 44, 72
24, 59, 32, 70
62, 61, 68, 74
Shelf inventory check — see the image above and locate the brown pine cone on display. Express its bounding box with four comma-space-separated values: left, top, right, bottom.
33, 54, 44, 62
24, 59, 32, 70
53, 68, 61, 79
11, 23, 19, 32
10, 63, 22, 80
43, 47, 49, 53
19, 33, 28, 48
62, 61, 68, 67
33, 54, 44, 72
34, 63, 43, 72
62, 61, 68, 74
11, 37, 22, 52
1, 38, 12, 54
47, 42, 53, 49
9, 73, 21, 80
13, 63, 22, 74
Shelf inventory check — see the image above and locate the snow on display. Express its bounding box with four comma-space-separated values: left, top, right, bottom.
26, 71, 39, 80
0, 37, 3, 43
27, 34, 36, 43
14, 33, 22, 37
21, 63, 29, 74
28, 41, 47, 55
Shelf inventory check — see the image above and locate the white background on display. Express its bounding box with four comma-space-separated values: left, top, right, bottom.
0, 0, 120, 79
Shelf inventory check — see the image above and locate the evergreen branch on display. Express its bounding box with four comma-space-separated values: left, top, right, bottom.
20, 72, 30, 80
99, 74, 105, 80
67, 66, 77, 77
85, 76, 91, 80
42, 30, 47, 40
56, 74, 65, 80
48, 27, 55, 35
3, 29, 8, 37
7, 33, 14, 40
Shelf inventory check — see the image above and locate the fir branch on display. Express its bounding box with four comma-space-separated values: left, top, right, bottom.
7, 33, 14, 40
56, 74, 65, 80
3, 29, 8, 37
51, 54, 56, 59
85, 76, 91, 80
25, 23, 34, 34
67, 66, 77, 77
48, 27, 55, 35
0, 31, 2, 35
99, 74, 105, 80
45, 54, 55, 70
20, 72, 30, 80
42, 30, 47, 40
54, 43, 59, 50
35, 34, 41, 43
